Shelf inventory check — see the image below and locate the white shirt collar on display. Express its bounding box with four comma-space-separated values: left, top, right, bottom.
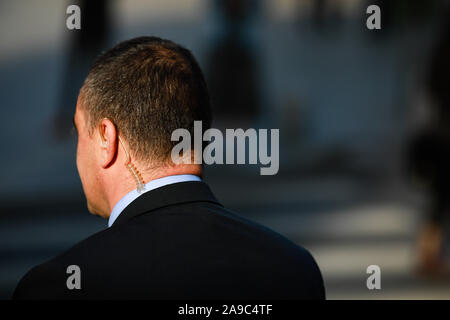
108, 174, 202, 227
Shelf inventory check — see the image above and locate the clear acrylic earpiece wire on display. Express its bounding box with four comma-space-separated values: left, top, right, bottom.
118, 135, 146, 193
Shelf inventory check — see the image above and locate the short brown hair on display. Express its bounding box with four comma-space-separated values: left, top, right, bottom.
80, 36, 211, 164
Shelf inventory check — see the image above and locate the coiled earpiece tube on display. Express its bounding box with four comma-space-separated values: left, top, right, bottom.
118, 135, 146, 193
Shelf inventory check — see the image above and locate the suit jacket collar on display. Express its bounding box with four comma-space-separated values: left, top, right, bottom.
111, 181, 222, 227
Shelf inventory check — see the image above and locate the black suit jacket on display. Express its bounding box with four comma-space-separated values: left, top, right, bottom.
13, 181, 325, 300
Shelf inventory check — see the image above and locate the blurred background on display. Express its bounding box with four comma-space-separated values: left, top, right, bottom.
1, 0, 450, 299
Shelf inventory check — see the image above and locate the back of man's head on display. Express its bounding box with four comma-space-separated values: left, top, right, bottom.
79, 36, 212, 165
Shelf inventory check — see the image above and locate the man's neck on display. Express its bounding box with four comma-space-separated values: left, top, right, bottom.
104, 164, 203, 219
107, 174, 202, 227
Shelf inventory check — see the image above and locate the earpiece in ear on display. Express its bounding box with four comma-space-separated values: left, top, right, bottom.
102, 140, 108, 147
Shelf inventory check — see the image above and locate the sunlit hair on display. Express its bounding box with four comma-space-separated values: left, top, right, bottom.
80, 36, 212, 165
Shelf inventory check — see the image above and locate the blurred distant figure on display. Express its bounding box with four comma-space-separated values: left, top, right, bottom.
408, 9, 450, 276
52, 0, 111, 139
206, 0, 261, 126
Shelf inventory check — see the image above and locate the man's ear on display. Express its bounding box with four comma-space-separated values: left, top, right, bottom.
98, 118, 118, 169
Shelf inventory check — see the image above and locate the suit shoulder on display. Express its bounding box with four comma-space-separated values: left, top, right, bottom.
218, 207, 326, 298
12, 227, 115, 300
13, 261, 63, 300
